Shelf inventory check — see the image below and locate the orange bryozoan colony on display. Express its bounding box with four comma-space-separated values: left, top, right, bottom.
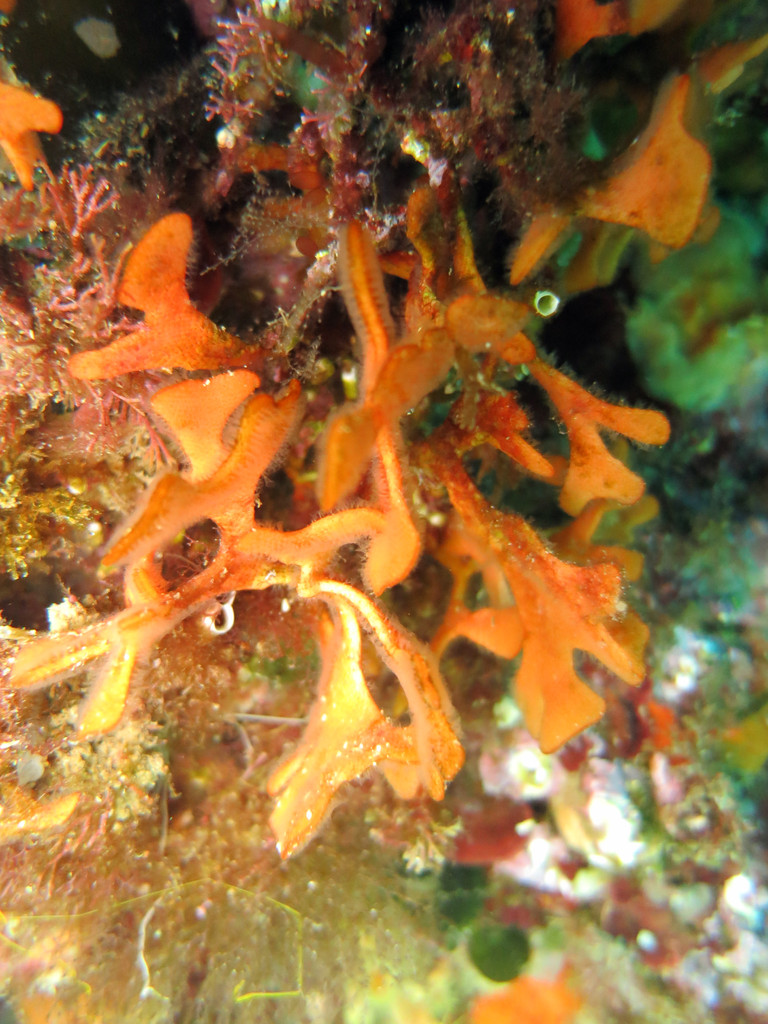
7, 182, 671, 857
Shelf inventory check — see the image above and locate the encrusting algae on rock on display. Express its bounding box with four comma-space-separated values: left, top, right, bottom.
1, 1, 768, 1021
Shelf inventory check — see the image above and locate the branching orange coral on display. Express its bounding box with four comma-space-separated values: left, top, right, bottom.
555, 0, 630, 61
317, 221, 439, 592
529, 358, 670, 515
0, 786, 78, 844
11, 325, 463, 852
68, 213, 247, 378
104, 381, 303, 567
6, 171, 669, 850
423, 434, 649, 753
510, 74, 711, 283
430, 508, 524, 661
269, 582, 463, 856
319, 187, 667, 754
555, 0, 701, 61
318, 193, 532, 579
149, 369, 261, 481
0, 82, 62, 190
580, 74, 711, 249
697, 31, 768, 94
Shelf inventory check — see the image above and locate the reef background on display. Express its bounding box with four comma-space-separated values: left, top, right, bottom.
1, 1, 768, 1022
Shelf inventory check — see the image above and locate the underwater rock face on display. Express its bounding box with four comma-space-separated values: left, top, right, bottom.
1, 2, 768, 1022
